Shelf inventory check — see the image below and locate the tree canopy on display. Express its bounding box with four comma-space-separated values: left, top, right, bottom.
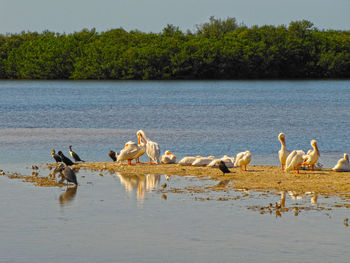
0, 17, 349, 80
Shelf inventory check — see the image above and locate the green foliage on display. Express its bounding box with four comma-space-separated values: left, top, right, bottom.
0, 17, 349, 80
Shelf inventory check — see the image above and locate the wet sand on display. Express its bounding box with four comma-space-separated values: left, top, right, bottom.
2, 162, 350, 195
64, 162, 350, 195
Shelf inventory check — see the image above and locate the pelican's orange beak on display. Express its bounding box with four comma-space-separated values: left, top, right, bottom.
169, 151, 176, 158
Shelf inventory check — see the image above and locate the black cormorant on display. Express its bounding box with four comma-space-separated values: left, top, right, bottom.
108, 150, 117, 161
218, 160, 232, 176
58, 151, 74, 166
69, 145, 85, 162
50, 149, 62, 163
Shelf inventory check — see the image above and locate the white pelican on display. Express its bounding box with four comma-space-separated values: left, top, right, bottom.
133, 132, 146, 164
234, 151, 252, 171
178, 156, 200, 166
161, 150, 177, 164
278, 132, 290, 170
285, 150, 304, 174
333, 153, 350, 172
192, 156, 215, 166
137, 130, 161, 164
117, 141, 140, 165
302, 140, 320, 171
207, 155, 234, 168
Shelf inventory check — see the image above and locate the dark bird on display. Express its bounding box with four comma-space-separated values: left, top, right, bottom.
108, 150, 117, 161
50, 149, 62, 163
218, 160, 232, 176
69, 145, 85, 162
58, 151, 74, 166
56, 164, 78, 185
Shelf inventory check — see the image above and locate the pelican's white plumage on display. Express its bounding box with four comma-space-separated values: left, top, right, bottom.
137, 130, 161, 164
333, 153, 350, 172
161, 150, 177, 164
191, 156, 215, 166
207, 155, 235, 168
285, 150, 304, 174
178, 156, 200, 166
117, 141, 140, 165
278, 132, 290, 170
234, 151, 252, 171
303, 140, 320, 170
133, 133, 146, 163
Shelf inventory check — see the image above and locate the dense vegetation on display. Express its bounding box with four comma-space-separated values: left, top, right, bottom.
0, 17, 349, 79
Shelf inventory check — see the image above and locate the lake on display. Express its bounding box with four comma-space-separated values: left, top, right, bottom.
1, 80, 350, 262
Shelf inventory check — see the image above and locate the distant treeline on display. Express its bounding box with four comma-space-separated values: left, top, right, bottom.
0, 17, 349, 80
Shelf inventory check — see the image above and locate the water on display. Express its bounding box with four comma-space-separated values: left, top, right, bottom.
1, 80, 350, 263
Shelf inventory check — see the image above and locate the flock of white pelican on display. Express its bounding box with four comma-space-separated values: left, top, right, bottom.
114, 130, 350, 173
114, 129, 252, 171
278, 132, 350, 173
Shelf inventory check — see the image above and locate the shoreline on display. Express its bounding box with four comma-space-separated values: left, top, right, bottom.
62, 162, 350, 195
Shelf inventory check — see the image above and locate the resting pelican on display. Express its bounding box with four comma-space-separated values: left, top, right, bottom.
178, 156, 200, 166
117, 141, 140, 165
278, 132, 290, 170
192, 156, 215, 166
234, 151, 252, 171
302, 140, 320, 171
208, 155, 234, 168
137, 130, 160, 164
285, 150, 305, 174
161, 150, 177, 164
333, 153, 350, 172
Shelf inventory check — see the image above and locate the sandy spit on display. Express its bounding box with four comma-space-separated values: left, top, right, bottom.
61, 162, 350, 195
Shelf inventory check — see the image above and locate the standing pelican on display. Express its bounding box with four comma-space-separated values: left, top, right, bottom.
333, 153, 350, 172
50, 149, 61, 163
285, 150, 305, 174
133, 132, 147, 164
69, 145, 85, 162
137, 130, 160, 164
117, 141, 139, 165
302, 140, 320, 171
161, 150, 177, 164
58, 151, 74, 166
234, 151, 252, 171
278, 132, 290, 170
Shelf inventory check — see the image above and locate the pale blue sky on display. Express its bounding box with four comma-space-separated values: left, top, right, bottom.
1, 0, 349, 34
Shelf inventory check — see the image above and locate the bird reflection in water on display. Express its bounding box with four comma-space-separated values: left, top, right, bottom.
59, 186, 78, 206
116, 172, 161, 201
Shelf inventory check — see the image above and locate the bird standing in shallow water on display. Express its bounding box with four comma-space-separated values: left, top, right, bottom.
218, 160, 232, 176
50, 149, 61, 163
56, 164, 78, 185
69, 145, 85, 162
58, 151, 74, 166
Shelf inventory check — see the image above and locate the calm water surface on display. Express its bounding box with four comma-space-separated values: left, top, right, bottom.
1, 80, 350, 263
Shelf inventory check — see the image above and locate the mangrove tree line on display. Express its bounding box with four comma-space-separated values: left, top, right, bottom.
0, 17, 349, 79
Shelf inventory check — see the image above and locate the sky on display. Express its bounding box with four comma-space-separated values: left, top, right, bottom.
1, 0, 349, 34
